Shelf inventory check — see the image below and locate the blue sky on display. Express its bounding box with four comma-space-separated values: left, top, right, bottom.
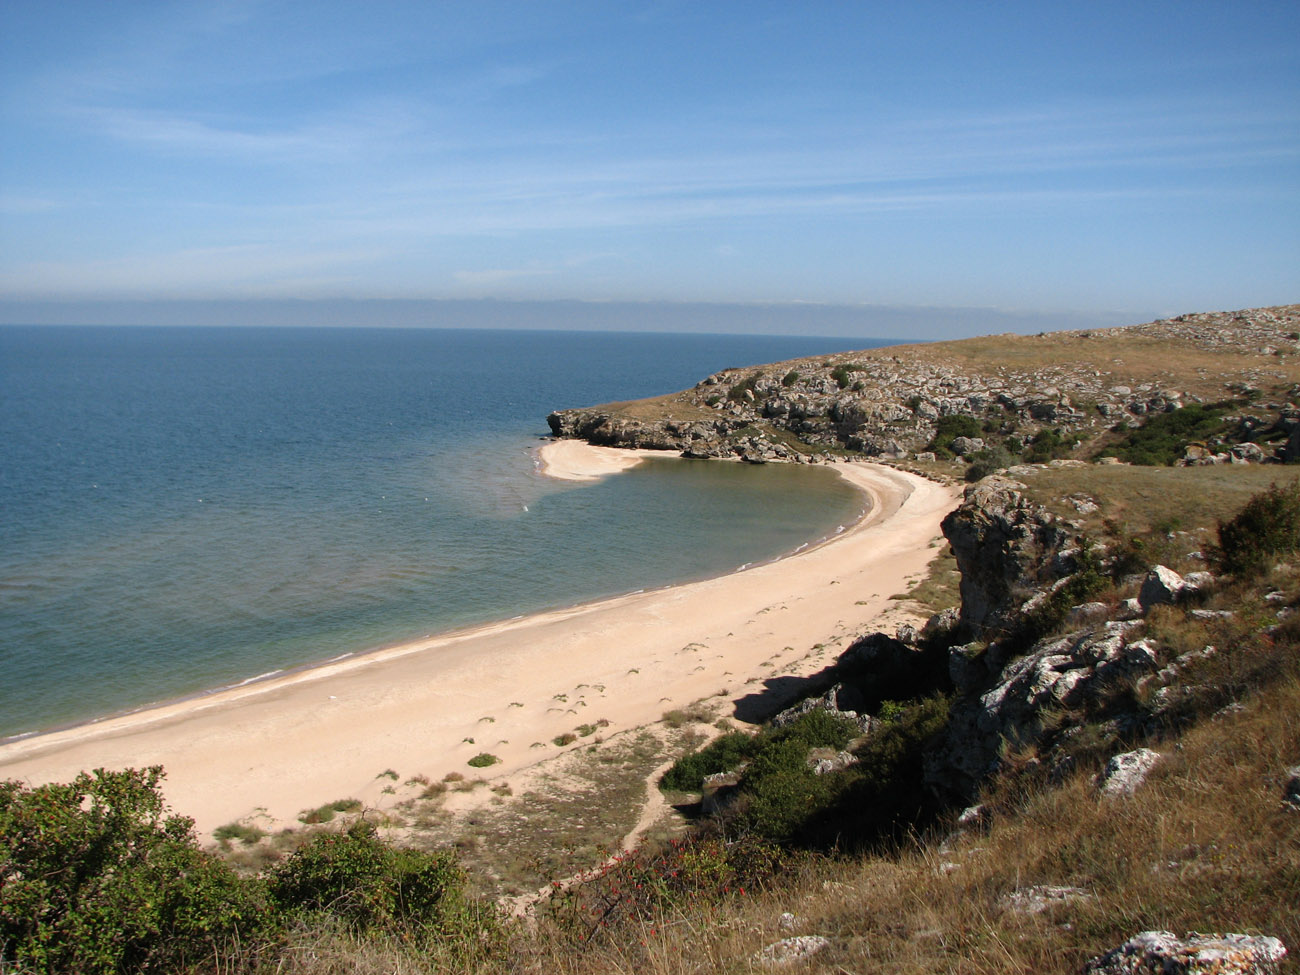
1, 1, 1297, 333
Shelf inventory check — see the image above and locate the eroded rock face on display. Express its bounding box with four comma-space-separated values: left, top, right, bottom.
1083, 930, 1287, 975
770, 683, 873, 734
940, 477, 1079, 637
928, 623, 1160, 799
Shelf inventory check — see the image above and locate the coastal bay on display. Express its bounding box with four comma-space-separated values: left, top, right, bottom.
0, 451, 958, 837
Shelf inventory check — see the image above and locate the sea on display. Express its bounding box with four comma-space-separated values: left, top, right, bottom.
0, 325, 893, 741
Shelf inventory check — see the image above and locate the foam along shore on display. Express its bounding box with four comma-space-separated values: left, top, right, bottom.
0, 459, 960, 838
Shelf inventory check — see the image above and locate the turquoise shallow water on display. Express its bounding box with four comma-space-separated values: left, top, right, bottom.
0, 326, 886, 739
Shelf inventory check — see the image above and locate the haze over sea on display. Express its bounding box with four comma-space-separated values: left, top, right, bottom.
0, 325, 889, 740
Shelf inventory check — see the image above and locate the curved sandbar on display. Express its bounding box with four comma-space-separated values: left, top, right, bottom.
534, 440, 673, 480
0, 458, 960, 836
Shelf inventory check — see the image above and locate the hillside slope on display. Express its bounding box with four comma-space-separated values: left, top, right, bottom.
549, 305, 1300, 467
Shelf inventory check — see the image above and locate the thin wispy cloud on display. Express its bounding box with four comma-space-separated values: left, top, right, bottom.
1, 1, 1296, 314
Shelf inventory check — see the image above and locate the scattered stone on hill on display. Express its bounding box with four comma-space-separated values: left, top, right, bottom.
999, 885, 1092, 915
811, 751, 858, 776
1283, 766, 1300, 811
755, 935, 832, 967
1097, 748, 1164, 798
1082, 930, 1287, 975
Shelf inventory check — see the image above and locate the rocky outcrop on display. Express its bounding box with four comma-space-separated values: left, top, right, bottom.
545, 409, 747, 453
1083, 931, 1287, 975
940, 476, 1082, 637
546, 305, 1300, 463
930, 623, 1160, 797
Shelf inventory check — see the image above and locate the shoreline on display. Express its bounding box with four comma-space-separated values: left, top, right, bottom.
0, 442, 844, 748
0, 448, 960, 837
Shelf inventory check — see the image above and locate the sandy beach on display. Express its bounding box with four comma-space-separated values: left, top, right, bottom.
0, 446, 959, 837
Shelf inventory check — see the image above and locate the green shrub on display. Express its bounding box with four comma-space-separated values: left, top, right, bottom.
768, 708, 859, 750
268, 820, 464, 932
1025, 427, 1070, 462
0, 767, 267, 974
1102, 402, 1232, 466
553, 732, 578, 746
660, 732, 758, 792
831, 363, 866, 389
926, 414, 982, 455
797, 696, 952, 845
1215, 480, 1300, 577
299, 797, 362, 824
466, 753, 500, 768
726, 374, 761, 402
735, 738, 836, 841
782, 370, 801, 386
213, 821, 266, 845
964, 446, 1016, 482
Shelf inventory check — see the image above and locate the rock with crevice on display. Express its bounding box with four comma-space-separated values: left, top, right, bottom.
1138, 565, 1189, 611
929, 624, 1159, 799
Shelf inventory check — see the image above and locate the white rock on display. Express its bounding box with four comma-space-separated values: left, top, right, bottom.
1098, 748, 1163, 798
756, 935, 832, 966
1139, 565, 1186, 610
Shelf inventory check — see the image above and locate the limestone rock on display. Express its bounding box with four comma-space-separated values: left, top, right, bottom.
1083, 930, 1286, 974
1098, 748, 1163, 798
770, 682, 871, 733
929, 623, 1158, 799
1139, 565, 1188, 611
755, 935, 831, 966
941, 477, 1077, 636
1000, 885, 1092, 915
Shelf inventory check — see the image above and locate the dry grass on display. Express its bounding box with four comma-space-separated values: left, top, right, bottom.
1021, 464, 1290, 537
388, 728, 685, 900
892, 542, 961, 616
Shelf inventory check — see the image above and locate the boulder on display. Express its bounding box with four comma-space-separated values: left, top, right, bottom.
1083, 930, 1286, 975
1138, 565, 1188, 611
1097, 747, 1163, 798
1231, 442, 1266, 463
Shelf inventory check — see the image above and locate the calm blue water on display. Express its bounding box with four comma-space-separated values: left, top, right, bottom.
0, 326, 887, 739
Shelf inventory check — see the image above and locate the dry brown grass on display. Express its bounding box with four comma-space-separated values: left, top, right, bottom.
1022, 464, 1290, 538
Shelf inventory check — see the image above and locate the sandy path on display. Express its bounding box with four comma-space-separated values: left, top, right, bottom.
0, 448, 959, 838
